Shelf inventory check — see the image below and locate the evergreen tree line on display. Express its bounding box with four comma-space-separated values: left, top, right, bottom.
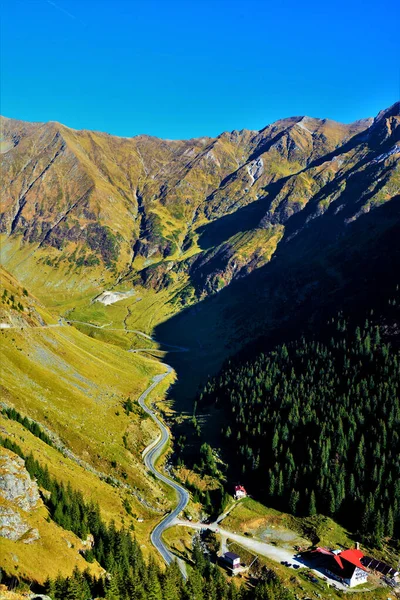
2, 406, 55, 448
43, 544, 295, 600
0, 436, 293, 600
1, 436, 99, 540
198, 312, 400, 548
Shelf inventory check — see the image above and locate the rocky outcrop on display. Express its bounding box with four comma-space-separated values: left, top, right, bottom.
0, 450, 40, 511
0, 449, 40, 543
0, 506, 39, 542
247, 157, 264, 184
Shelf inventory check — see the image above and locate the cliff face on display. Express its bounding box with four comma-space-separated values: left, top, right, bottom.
0, 448, 40, 542
0, 450, 40, 510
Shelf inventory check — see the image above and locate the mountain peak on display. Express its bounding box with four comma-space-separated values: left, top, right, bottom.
374, 100, 400, 122
368, 101, 400, 148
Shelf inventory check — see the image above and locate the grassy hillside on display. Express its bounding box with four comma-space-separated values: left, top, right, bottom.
1, 107, 398, 408
0, 443, 104, 583
0, 267, 177, 582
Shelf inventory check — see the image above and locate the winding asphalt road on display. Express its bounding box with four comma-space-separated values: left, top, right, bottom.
137, 364, 189, 575
63, 318, 190, 573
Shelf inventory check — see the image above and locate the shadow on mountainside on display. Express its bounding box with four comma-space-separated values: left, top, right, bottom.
155, 195, 400, 414
195, 119, 391, 253
197, 178, 291, 250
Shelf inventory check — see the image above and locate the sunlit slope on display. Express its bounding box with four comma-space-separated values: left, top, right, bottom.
0, 268, 180, 581
0, 109, 374, 300
0, 442, 104, 583
1, 105, 398, 388
0, 233, 107, 309
0, 407, 174, 584
0, 265, 58, 326
0, 268, 174, 509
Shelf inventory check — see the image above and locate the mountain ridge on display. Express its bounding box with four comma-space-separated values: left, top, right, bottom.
1, 106, 387, 269
0, 104, 399, 389
0, 110, 374, 142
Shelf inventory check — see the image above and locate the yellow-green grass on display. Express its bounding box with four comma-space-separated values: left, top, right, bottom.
63, 279, 185, 332
0, 267, 57, 327
0, 586, 29, 600
0, 423, 154, 583
0, 233, 197, 334
0, 140, 14, 153
221, 498, 353, 550
1, 416, 152, 525
0, 235, 107, 310
0, 319, 174, 507
141, 206, 203, 263
68, 322, 143, 351
0, 491, 103, 584
226, 541, 256, 566
222, 498, 286, 533
0, 415, 174, 575
162, 525, 195, 561
231, 226, 284, 265
0, 266, 187, 567
173, 465, 222, 495
114, 284, 187, 337
1, 527, 101, 589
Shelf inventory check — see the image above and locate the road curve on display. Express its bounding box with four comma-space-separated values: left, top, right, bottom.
65, 318, 190, 571
137, 365, 189, 575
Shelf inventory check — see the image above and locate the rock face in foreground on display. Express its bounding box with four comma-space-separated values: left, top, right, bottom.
0, 448, 40, 542
0, 449, 40, 510
0, 506, 40, 542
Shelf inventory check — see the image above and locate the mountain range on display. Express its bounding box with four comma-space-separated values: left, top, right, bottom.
1, 104, 397, 284
1, 102, 399, 400
1, 102, 400, 596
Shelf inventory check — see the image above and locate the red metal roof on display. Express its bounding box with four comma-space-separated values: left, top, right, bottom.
339, 549, 367, 571
311, 547, 367, 573
235, 485, 246, 492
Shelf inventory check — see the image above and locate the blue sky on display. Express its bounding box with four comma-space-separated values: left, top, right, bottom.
1, 0, 399, 138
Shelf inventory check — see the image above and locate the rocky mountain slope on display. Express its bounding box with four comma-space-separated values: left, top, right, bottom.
0, 266, 182, 582
2, 106, 396, 292
0, 445, 103, 582
1, 103, 399, 397
0, 448, 40, 542
0, 104, 399, 593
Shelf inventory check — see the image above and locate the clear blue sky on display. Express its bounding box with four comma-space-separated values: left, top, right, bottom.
1, 0, 399, 138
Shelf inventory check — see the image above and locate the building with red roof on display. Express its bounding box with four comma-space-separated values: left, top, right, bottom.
234, 485, 247, 499
307, 547, 368, 587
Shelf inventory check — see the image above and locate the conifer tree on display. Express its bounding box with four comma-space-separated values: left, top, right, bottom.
309, 491, 317, 516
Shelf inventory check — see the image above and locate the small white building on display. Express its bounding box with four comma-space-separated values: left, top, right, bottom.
234, 485, 247, 500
